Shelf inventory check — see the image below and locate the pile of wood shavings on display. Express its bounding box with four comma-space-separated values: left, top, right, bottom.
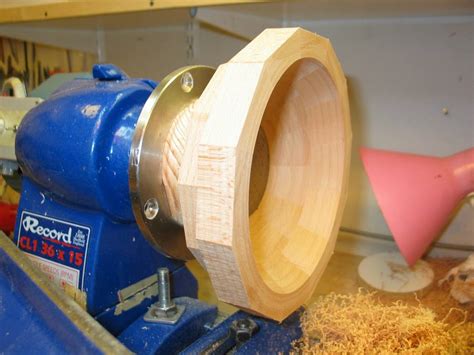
292, 290, 474, 354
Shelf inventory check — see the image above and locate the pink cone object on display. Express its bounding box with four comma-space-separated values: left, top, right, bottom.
360, 147, 474, 266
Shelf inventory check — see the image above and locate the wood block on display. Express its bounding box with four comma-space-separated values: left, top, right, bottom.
178, 27, 351, 321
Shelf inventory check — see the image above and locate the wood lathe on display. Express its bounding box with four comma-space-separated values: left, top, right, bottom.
0, 28, 351, 353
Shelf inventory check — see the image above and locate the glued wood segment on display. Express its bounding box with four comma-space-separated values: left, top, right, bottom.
179, 28, 351, 321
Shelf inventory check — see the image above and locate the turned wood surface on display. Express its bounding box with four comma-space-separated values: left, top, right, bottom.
162, 101, 196, 225
178, 28, 351, 321
163, 103, 269, 225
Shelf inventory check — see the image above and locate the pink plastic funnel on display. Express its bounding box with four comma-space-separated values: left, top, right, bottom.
360, 147, 474, 266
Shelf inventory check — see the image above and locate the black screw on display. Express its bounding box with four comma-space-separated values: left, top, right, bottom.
231, 318, 259, 344
201, 318, 259, 354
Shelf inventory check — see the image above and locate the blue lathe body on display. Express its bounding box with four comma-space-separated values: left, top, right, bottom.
14, 66, 193, 326
0, 65, 301, 353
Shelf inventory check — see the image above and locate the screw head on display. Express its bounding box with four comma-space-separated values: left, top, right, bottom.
144, 198, 159, 220
231, 318, 259, 343
181, 72, 194, 93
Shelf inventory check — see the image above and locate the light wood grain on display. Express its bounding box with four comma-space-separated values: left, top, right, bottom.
0, 0, 274, 25
162, 101, 196, 225
179, 28, 351, 321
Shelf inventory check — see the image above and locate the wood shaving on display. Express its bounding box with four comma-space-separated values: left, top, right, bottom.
292, 289, 474, 354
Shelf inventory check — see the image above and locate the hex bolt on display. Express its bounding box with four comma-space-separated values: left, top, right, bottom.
143, 267, 185, 324
231, 318, 259, 344
157, 267, 176, 314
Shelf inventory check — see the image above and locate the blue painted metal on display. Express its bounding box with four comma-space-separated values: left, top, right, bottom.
0, 243, 103, 354
16, 64, 155, 221
182, 310, 303, 354
7, 63, 302, 353
15, 178, 185, 316
118, 297, 217, 354
12, 64, 197, 332
92, 64, 129, 81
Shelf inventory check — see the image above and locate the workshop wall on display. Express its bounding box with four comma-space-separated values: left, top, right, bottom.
104, 25, 247, 82
103, 16, 473, 253
296, 17, 473, 249
0, 36, 96, 203
0, 35, 96, 91
104, 27, 187, 82
1, 14, 470, 254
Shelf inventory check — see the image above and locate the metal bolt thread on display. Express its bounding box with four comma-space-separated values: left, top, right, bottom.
157, 267, 174, 309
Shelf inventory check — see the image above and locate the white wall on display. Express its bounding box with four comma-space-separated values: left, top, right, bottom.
104, 27, 188, 82
1, 9, 471, 256
104, 16, 474, 251
104, 24, 247, 82
293, 17, 473, 248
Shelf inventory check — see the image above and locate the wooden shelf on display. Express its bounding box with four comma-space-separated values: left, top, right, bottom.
0, 0, 275, 25
2, 0, 471, 29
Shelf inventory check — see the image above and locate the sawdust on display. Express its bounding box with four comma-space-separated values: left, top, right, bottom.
292, 290, 474, 354
293, 258, 474, 354
378, 258, 474, 323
